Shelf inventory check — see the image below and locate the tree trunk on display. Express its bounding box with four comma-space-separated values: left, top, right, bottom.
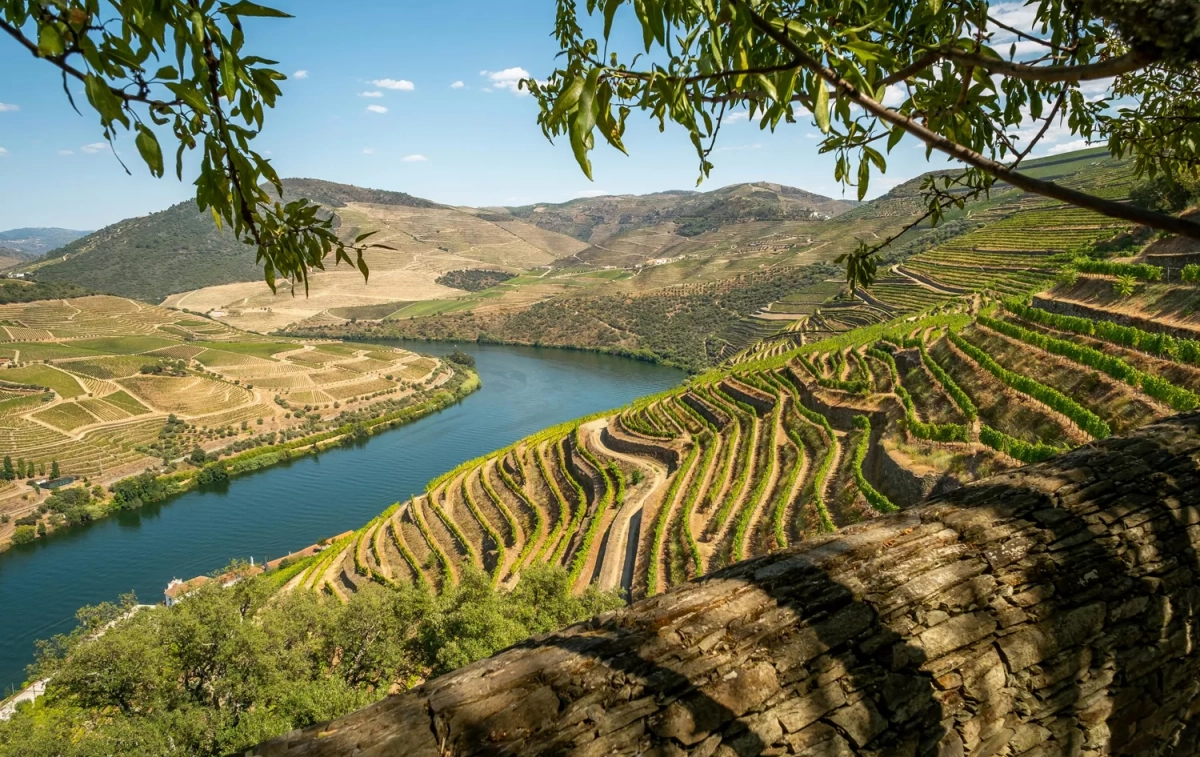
242, 412, 1200, 757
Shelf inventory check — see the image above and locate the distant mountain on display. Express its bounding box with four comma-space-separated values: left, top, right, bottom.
495, 182, 857, 243
29, 179, 444, 302
0, 227, 90, 254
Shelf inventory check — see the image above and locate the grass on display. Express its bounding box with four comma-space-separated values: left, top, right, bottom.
33, 402, 100, 431
387, 298, 478, 319
192, 340, 294, 359
0, 365, 86, 398
104, 390, 150, 415
10, 342, 105, 361
68, 336, 179, 354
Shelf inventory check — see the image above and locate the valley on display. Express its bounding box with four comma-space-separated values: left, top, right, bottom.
0, 295, 476, 547
3, 146, 1199, 755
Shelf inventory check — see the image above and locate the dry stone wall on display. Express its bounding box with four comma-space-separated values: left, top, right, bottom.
242, 412, 1200, 757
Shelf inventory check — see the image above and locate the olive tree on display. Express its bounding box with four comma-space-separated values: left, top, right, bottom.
524, 0, 1200, 285
0, 0, 388, 293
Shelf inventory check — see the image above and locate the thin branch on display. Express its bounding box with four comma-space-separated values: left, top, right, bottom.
879, 51, 942, 86
940, 48, 1153, 82
0, 18, 182, 107
986, 15, 1075, 54
735, 1, 1200, 242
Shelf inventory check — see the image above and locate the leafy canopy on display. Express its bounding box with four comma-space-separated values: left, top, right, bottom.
0, 0, 389, 293
524, 0, 1200, 288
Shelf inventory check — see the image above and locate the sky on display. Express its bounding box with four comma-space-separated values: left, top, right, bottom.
0, 1, 1096, 232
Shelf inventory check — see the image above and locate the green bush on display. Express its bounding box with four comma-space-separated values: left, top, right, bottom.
1072, 257, 1163, 282
11, 524, 36, 544
1113, 274, 1138, 298
1183, 264, 1200, 283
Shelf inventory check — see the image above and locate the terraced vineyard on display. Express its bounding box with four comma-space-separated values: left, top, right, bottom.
286, 265, 1198, 602
0, 296, 454, 490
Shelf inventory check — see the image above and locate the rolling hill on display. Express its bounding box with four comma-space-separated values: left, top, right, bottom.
0, 227, 90, 254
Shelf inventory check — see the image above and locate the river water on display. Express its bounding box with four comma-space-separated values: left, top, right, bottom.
0, 342, 683, 693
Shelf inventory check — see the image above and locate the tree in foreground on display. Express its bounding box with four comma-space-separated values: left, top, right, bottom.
0, 0, 390, 294
525, 0, 1200, 286
2, 1, 1199, 292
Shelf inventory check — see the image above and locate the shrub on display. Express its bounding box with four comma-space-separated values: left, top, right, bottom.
1072, 257, 1163, 282
1055, 266, 1079, 287
11, 525, 35, 544
1183, 264, 1200, 283
1113, 274, 1138, 298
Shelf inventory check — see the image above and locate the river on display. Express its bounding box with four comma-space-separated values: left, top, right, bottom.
0, 342, 683, 693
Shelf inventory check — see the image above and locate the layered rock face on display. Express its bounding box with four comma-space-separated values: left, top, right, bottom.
243, 413, 1200, 757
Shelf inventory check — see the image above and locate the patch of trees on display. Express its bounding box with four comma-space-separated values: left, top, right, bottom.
292, 264, 838, 372
0, 566, 620, 756
0, 280, 95, 304
435, 269, 517, 292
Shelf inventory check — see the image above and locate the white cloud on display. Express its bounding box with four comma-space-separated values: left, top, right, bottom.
373, 78, 414, 91
0, 147, 7, 156
482, 67, 531, 95
0, 103, 18, 112
293, 70, 309, 79
402, 154, 428, 162
359, 91, 383, 98
450, 81, 465, 89
58, 149, 73, 155
882, 85, 906, 107
80, 142, 109, 154
362, 148, 375, 155
366, 104, 388, 114
725, 111, 749, 123
1047, 138, 1092, 155
804, 132, 820, 139
989, 2, 1041, 37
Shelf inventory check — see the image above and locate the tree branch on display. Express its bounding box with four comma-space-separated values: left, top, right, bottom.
940, 48, 1154, 82
879, 51, 941, 86
0, 18, 182, 107
736, 2, 1200, 242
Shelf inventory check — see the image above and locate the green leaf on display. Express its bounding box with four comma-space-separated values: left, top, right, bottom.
857, 158, 870, 201
135, 127, 164, 178
223, 1, 293, 18
887, 125, 905, 152
37, 23, 65, 57
602, 0, 623, 38
814, 82, 830, 133
154, 66, 179, 80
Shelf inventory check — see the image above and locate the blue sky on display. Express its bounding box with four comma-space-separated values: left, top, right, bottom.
0, 1, 1086, 231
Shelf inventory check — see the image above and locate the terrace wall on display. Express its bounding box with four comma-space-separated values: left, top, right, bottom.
681, 391, 731, 430
245, 411, 1200, 757
1033, 293, 1200, 341
600, 424, 681, 473
718, 378, 776, 415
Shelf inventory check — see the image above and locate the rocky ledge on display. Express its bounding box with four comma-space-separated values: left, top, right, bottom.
242, 412, 1200, 757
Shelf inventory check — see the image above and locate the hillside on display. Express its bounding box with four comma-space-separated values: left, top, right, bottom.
0, 228, 90, 254
29, 179, 589, 324
0, 294, 473, 547
270, 243, 1199, 608
295, 148, 1134, 367
496, 182, 856, 242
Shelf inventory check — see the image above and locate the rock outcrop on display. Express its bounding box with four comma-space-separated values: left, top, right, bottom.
242, 412, 1200, 757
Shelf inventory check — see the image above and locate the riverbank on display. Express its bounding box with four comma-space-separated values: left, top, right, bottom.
0, 342, 683, 691
280, 328, 699, 373
0, 367, 480, 552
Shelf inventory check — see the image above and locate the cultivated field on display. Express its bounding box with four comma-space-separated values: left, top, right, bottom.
285, 253, 1199, 601
0, 295, 446, 501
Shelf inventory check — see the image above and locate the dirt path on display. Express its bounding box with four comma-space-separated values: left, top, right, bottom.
582, 420, 667, 594
821, 430, 847, 516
